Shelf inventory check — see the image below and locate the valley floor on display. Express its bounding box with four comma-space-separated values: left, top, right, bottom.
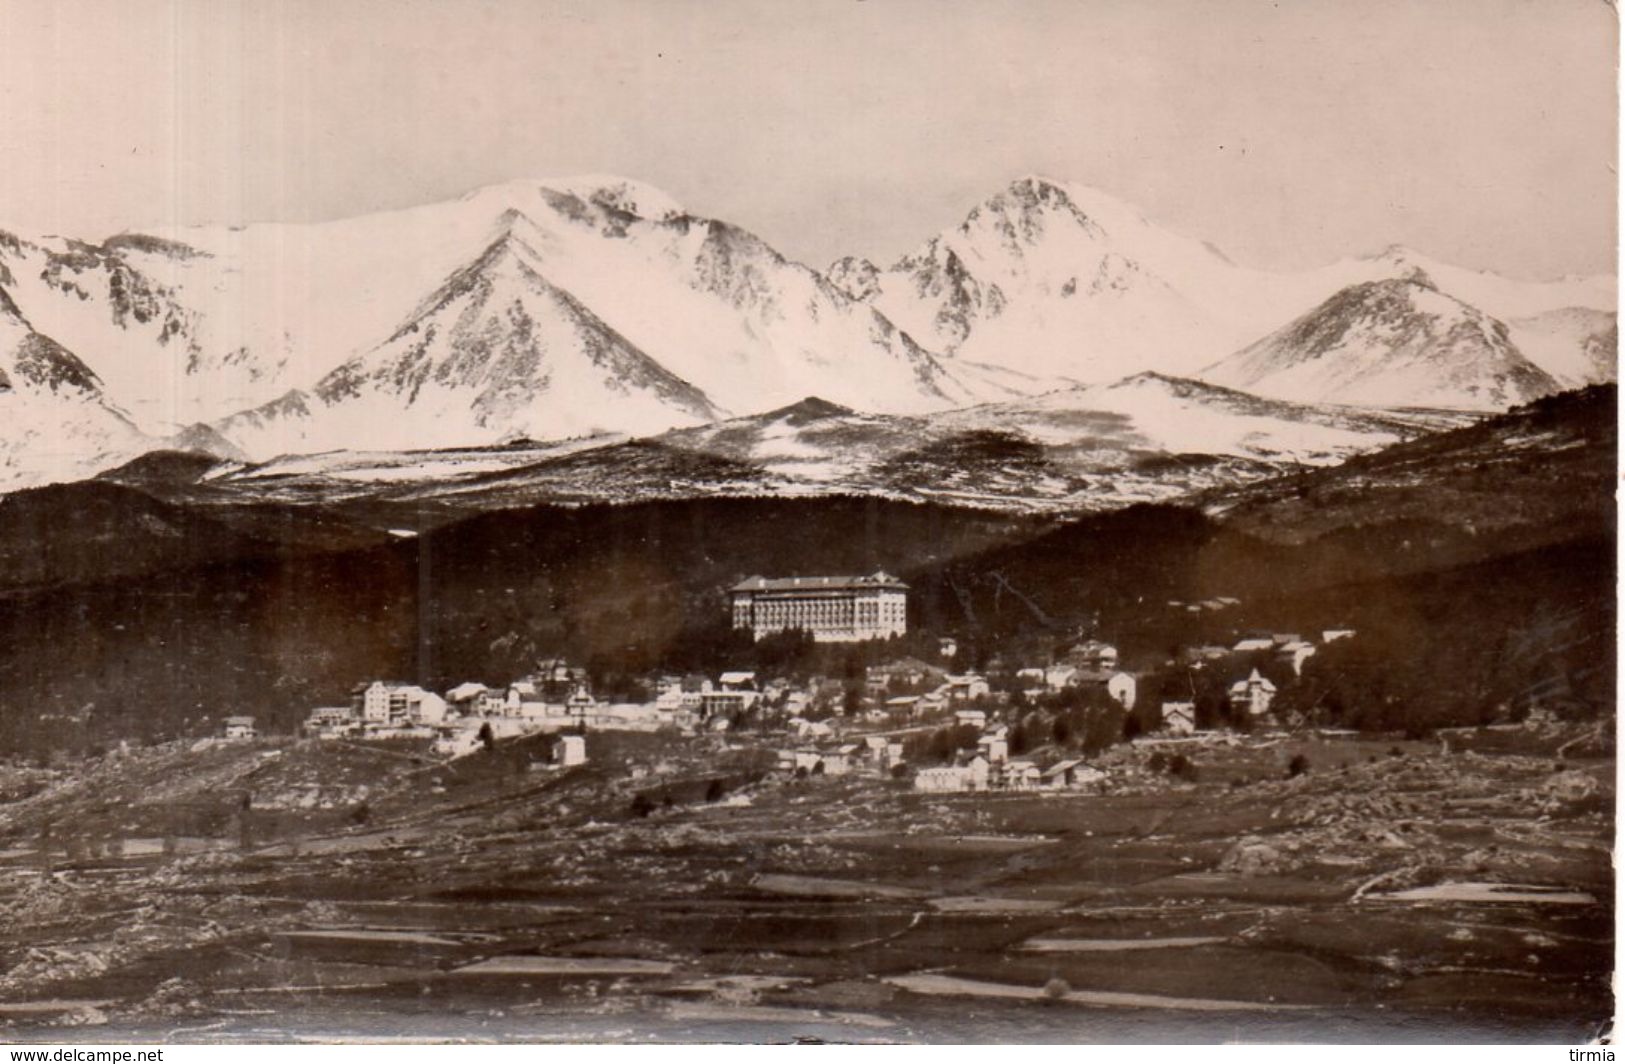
0, 726, 1610, 1043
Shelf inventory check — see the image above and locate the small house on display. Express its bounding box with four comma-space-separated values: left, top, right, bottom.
1161, 701, 1197, 735
1275, 640, 1318, 677
1066, 640, 1119, 670
1042, 758, 1104, 788
944, 674, 990, 700
1229, 668, 1277, 717
954, 708, 987, 729
223, 716, 257, 741
1044, 665, 1079, 691
1002, 760, 1041, 790
1106, 671, 1137, 710
557, 735, 587, 767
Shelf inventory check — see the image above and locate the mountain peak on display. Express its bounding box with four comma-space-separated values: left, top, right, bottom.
1113, 370, 1193, 389
759, 396, 856, 424
1200, 276, 1559, 410
457, 175, 688, 224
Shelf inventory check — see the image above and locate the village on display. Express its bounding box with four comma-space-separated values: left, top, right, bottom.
242, 571, 1370, 800
0, 570, 1607, 1038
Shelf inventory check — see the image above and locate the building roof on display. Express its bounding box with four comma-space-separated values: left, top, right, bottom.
730, 571, 908, 593
224, 716, 256, 726
1230, 668, 1278, 693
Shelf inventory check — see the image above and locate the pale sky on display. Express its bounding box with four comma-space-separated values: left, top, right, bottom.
0, 0, 1616, 279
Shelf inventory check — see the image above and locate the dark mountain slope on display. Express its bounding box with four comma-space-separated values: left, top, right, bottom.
0, 481, 273, 590
0, 497, 1038, 754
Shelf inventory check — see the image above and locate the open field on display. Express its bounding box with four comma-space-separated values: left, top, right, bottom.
0, 725, 1610, 1042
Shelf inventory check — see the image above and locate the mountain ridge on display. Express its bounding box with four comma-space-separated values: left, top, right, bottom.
0, 172, 1612, 491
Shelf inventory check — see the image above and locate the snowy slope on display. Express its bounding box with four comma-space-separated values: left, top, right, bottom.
170, 371, 1472, 516
1506, 306, 1617, 388
936, 371, 1471, 463
636, 373, 1471, 510
1325, 246, 1615, 323
1199, 277, 1561, 409
0, 287, 155, 491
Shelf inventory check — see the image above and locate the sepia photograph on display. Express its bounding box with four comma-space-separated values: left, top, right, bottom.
0, 0, 1615, 1045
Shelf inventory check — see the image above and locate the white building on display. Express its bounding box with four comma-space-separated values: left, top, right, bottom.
914, 755, 991, 794
304, 706, 356, 739
1002, 761, 1042, 790
1067, 640, 1119, 670
557, 735, 587, 767
222, 716, 257, 741
944, 674, 990, 701
976, 733, 1009, 765
1275, 640, 1318, 677
728, 572, 908, 642
1106, 672, 1137, 711
1161, 701, 1197, 735
358, 681, 447, 727
1041, 759, 1105, 789
1229, 669, 1277, 717
446, 682, 505, 718
1044, 665, 1079, 691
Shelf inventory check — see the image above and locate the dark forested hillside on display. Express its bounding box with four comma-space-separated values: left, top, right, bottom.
0, 496, 1037, 753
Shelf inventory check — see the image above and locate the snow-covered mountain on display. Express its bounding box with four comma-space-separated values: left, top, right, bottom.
832, 177, 1614, 398
0, 171, 1612, 489
215, 226, 724, 455
1199, 277, 1561, 409
1, 175, 989, 463
0, 286, 154, 491
832, 177, 1248, 382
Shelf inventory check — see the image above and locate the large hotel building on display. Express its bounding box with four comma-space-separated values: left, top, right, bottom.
728, 572, 909, 643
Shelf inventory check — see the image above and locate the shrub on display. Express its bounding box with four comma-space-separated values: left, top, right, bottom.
705, 778, 726, 803
630, 794, 654, 818
1287, 754, 1310, 778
